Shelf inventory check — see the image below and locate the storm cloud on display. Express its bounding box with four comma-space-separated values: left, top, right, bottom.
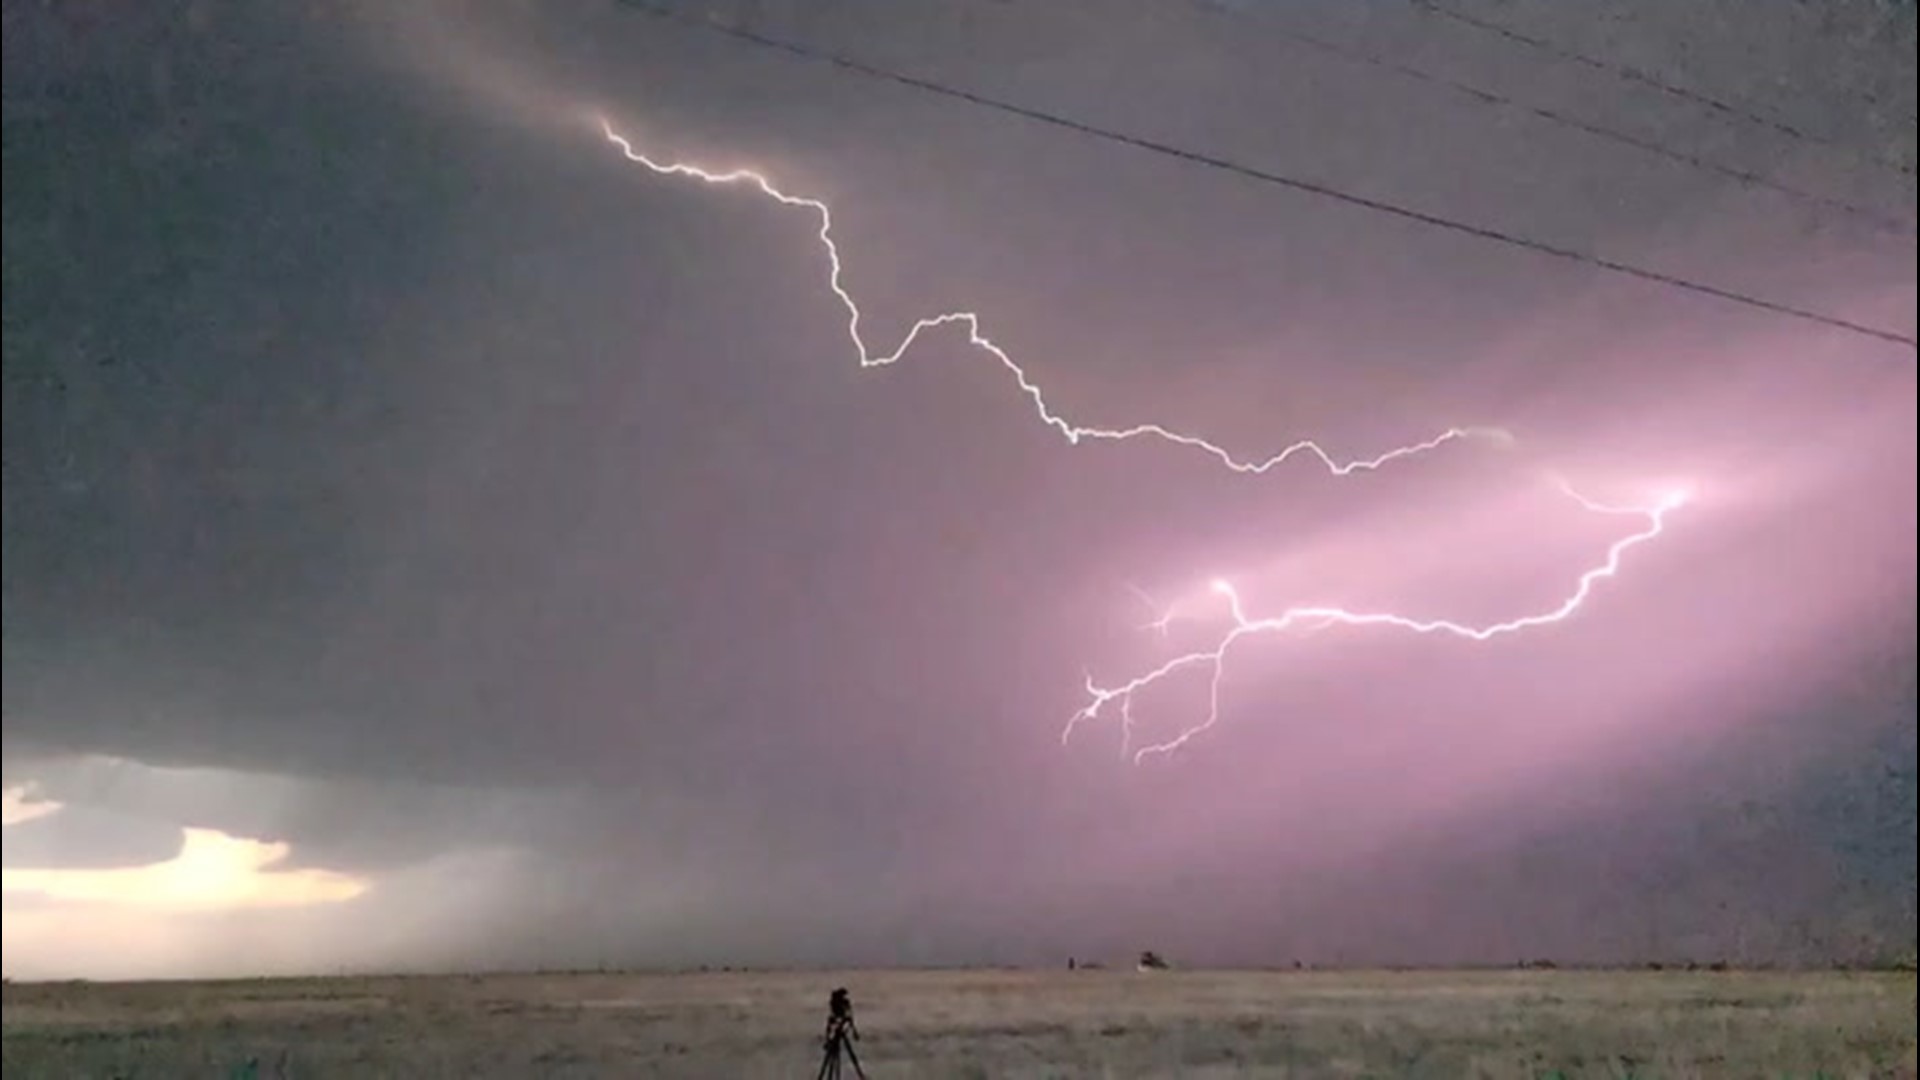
3, 0, 1913, 979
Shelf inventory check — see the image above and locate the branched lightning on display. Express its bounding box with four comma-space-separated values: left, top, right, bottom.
595, 116, 1684, 763
1070, 485, 1686, 761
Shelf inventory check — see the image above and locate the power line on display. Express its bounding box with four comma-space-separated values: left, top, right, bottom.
610, 0, 1916, 351
1416, 1, 1918, 179
1188, 2, 1912, 233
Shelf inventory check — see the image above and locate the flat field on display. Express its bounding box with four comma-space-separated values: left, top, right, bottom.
3, 968, 1913, 1078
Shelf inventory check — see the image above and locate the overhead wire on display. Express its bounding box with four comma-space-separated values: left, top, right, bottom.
609, 0, 1917, 351
1186, 1, 1912, 233
1415, 1, 1918, 179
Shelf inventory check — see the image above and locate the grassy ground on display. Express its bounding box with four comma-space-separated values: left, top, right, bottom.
2, 968, 1913, 1078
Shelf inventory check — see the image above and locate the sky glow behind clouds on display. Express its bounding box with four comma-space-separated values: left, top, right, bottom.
1, 0, 1914, 979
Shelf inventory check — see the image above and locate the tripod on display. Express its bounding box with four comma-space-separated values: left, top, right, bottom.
816, 1014, 866, 1079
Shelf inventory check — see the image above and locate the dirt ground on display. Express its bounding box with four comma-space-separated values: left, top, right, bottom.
3, 967, 1914, 1078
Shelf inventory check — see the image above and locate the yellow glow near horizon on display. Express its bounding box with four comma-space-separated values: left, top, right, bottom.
4, 825, 368, 911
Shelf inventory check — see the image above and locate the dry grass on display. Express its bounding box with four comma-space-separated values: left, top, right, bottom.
3, 968, 1914, 1078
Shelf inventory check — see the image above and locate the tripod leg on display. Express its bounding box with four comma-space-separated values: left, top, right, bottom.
843, 1040, 866, 1080
817, 1044, 834, 1080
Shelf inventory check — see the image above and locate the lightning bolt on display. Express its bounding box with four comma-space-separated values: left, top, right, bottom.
599, 118, 1498, 476
1124, 583, 1183, 639
593, 116, 1683, 763
1068, 484, 1687, 762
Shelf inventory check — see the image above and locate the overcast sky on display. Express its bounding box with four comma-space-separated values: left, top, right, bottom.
3, 0, 1915, 980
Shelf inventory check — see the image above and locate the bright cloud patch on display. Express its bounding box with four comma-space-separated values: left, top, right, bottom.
3, 826, 368, 912
1, 786, 63, 827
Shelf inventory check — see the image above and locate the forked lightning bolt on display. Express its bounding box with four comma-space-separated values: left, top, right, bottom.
1071, 484, 1687, 762
595, 116, 1683, 762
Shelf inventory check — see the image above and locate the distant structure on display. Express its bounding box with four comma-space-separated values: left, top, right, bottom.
1136, 950, 1172, 972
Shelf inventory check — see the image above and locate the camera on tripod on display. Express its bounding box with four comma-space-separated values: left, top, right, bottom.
816, 987, 866, 1079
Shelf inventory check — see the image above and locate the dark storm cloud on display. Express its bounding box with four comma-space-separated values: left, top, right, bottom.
3, 0, 1914, 976
0, 803, 181, 870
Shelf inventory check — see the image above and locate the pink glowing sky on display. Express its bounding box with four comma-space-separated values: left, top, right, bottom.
2, 0, 1913, 979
